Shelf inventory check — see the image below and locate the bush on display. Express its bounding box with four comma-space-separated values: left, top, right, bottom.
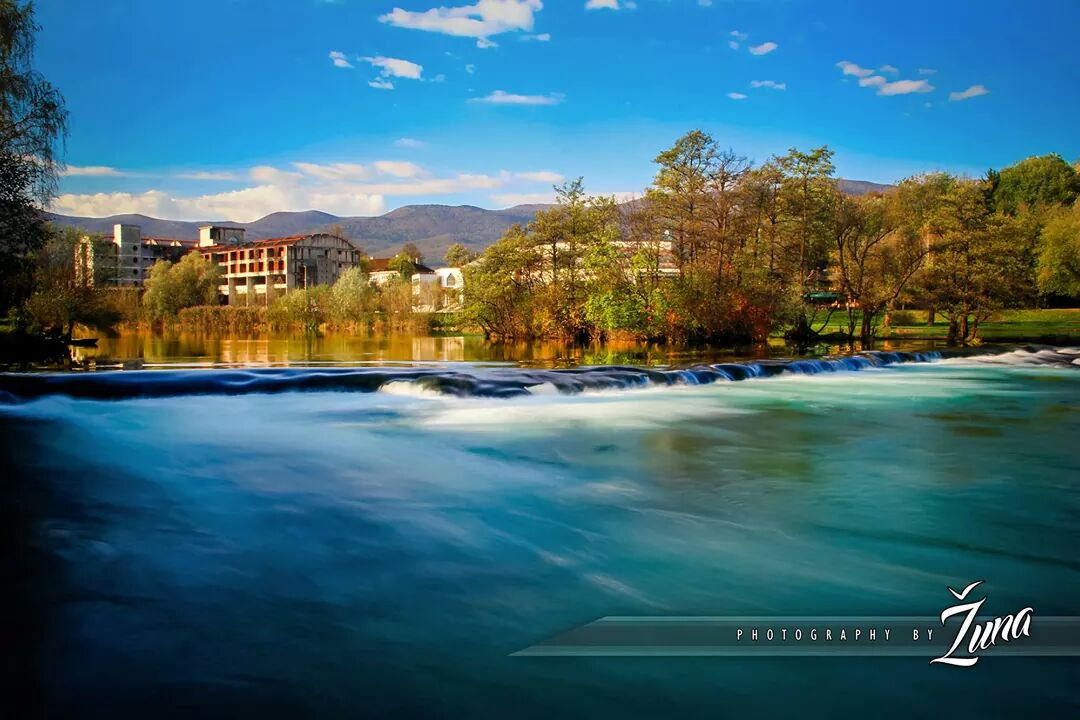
177, 305, 267, 333
889, 310, 920, 326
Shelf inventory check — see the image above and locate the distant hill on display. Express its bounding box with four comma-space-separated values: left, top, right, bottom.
45, 204, 545, 264
45, 180, 891, 263
836, 179, 892, 196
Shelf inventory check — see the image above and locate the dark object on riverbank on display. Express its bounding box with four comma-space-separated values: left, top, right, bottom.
0, 330, 96, 368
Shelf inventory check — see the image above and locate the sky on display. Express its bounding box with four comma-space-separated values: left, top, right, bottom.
34, 0, 1080, 222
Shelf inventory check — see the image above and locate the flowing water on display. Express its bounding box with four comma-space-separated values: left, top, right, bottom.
4, 346, 1080, 717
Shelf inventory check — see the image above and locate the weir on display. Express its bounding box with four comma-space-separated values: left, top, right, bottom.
1, 345, 1076, 403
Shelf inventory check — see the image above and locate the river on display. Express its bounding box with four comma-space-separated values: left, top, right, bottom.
3, 343, 1079, 717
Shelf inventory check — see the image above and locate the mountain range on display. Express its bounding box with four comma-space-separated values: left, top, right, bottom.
46, 179, 891, 263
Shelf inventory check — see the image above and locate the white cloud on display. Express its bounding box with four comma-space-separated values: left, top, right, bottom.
51, 161, 615, 221
465, 63, 476, 74
730, 30, 748, 41
292, 162, 372, 181
49, 187, 387, 223
750, 80, 786, 90
514, 170, 564, 183
63, 165, 123, 177
395, 137, 426, 148
379, 0, 543, 48
328, 50, 353, 69
373, 160, 427, 178
918, 68, 936, 75
876, 78, 934, 96
362, 55, 423, 79
840, 61, 935, 96
369, 78, 395, 90
727, 40, 739, 50
472, 89, 564, 105
879, 64, 899, 75
522, 32, 550, 41
836, 60, 875, 78
349, 173, 507, 196
176, 171, 241, 181
585, 0, 631, 9
748, 41, 777, 55
949, 84, 989, 101
699, 0, 713, 6
250, 166, 303, 184
50, 163, 537, 222
727, 92, 747, 100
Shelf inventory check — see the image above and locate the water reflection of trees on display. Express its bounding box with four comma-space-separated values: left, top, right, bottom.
69, 331, 951, 369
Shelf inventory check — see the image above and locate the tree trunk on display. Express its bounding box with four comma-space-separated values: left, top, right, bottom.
860, 310, 876, 346
947, 318, 960, 345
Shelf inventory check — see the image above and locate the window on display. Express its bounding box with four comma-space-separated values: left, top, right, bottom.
445, 275, 456, 287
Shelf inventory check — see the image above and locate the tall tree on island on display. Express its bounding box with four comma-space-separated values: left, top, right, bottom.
0, 0, 67, 316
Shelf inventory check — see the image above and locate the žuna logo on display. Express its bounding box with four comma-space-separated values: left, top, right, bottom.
932, 580, 1034, 667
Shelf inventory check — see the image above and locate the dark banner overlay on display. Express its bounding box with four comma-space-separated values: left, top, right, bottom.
514, 617, 1080, 658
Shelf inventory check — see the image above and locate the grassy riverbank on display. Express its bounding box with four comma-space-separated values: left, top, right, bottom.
813, 308, 1080, 342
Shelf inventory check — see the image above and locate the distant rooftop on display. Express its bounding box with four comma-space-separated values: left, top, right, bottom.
369, 257, 434, 274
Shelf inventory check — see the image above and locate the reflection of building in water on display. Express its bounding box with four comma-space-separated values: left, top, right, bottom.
216, 337, 272, 366
411, 335, 465, 362
76, 224, 198, 287
197, 226, 363, 303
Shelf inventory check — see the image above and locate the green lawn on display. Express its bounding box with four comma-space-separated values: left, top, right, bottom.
809, 308, 1080, 340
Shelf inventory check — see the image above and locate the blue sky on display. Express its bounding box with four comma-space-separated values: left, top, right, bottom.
35, 0, 1080, 222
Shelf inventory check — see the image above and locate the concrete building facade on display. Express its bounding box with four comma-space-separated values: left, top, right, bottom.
196, 227, 362, 302
76, 224, 197, 287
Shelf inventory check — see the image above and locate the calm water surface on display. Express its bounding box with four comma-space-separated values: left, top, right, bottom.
71, 330, 950, 368
3, 346, 1079, 717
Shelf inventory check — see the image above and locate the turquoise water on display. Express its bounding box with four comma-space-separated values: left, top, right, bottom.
4, 348, 1080, 717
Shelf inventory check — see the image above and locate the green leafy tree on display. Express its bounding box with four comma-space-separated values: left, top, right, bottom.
444, 242, 477, 267
1036, 201, 1080, 297
142, 252, 222, 321
329, 265, 378, 327
832, 189, 932, 344
921, 179, 1035, 343
992, 154, 1080, 215
388, 252, 417, 279
462, 223, 542, 339
23, 226, 120, 335
0, 1, 67, 315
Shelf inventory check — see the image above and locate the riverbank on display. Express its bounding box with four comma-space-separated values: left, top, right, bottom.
814, 308, 1080, 343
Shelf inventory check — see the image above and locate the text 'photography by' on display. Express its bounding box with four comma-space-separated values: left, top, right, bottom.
2, 0, 1080, 718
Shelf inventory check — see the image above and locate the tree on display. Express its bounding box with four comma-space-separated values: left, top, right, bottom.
1036, 201, 1080, 297
647, 130, 716, 267
329, 265, 378, 327
444, 242, 477, 268
832, 190, 931, 344
388, 252, 417, 279
774, 146, 839, 339
462, 223, 542, 339
23, 225, 120, 336
920, 179, 1034, 343
142, 252, 222, 321
0, 1, 67, 315
992, 154, 1080, 215
400, 242, 423, 262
